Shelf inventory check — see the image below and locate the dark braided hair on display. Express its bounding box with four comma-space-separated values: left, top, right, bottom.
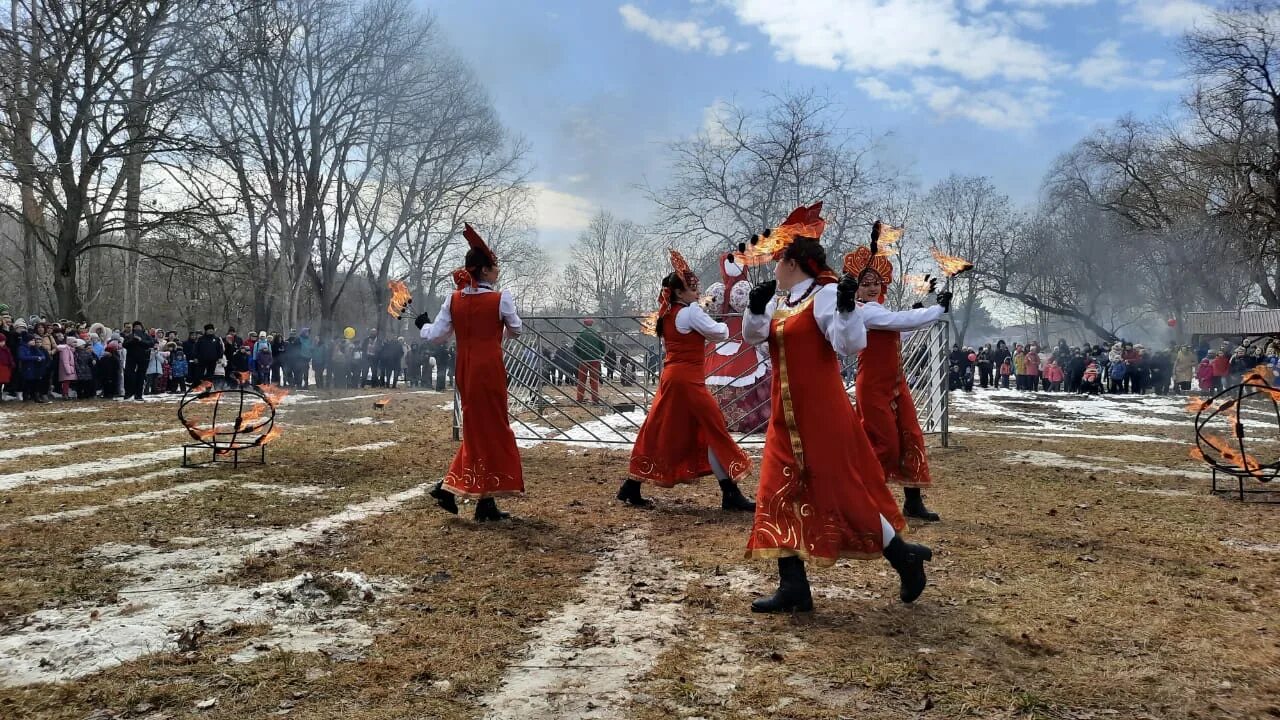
780, 236, 831, 278
656, 272, 689, 338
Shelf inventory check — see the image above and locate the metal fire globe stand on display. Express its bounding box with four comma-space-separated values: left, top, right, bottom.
177, 382, 279, 468
1194, 379, 1280, 503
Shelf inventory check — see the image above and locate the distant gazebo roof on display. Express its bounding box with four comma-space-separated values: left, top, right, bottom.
1185, 309, 1280, 338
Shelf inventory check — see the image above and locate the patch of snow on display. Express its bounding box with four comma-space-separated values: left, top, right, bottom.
239, 482, 326, 497
1005, 449, 1209, 480
0, 428, 186, 460
0, 477, 438, 686
478, 527, 696, 719
0, 447, 186, 492
333, 440, 398, 454
1220, 539, 1280, 554
13, 479, 227, 527
346, 417, 393, 425
0, 571, 398, 686
40, 467, 191, 494
0, 419, 161, 441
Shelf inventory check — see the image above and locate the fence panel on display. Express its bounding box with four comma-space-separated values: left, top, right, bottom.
451, 315, 950, 447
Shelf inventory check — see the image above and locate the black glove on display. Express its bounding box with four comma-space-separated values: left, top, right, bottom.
748, 280, 777, 315
926, 274, 938, 295
414, 311, 432, 329
911, 301, 924, 309
936, 291, 953, 312
836, 273, 858, 313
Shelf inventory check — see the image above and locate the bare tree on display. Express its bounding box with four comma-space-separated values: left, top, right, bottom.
562, 210, 655, 316
917, 175, 1012, 344
647, 89, 892, 276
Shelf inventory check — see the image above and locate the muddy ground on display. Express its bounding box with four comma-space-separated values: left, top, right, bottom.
0, 388, 1276, 719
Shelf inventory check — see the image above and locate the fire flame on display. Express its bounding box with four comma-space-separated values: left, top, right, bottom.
1185, 397, 1212, 413
738, 218, 827, 267
387, 279, 412, 319
640, 311, 659, 337
903, 274, 933, 295
1201, 432, 1264, 477
930, 248, 974, 277
260, 425, 284, 445
877, 224, 905, 247
258, 383, 289, 408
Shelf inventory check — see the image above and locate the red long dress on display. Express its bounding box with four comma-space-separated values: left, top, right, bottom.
442, 290, 523, 498
854, 303, 944, 488
746, 294, 906, 565
629, 311, 751, 486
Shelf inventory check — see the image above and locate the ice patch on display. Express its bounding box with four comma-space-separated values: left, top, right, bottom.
346, 416, 393, 425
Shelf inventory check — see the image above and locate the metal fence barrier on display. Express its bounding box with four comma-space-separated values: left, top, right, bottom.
451, 314, 950, 448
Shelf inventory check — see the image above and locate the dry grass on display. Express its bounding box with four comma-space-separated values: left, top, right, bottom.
1, 390, 1278, 719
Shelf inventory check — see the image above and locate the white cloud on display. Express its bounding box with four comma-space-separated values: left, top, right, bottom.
1120, 0, 1213, 36
724, 0, 1065, 82
618, 4, 748, 56
910, 79, 1056, 130
700, 98, 737, 145
1075, 40, 1184, 92
530, 183, 595, 233
856, 77, 915, 107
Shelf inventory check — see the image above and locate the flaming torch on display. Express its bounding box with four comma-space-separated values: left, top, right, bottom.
387, 279, 413, 319
930, 248, 974, 279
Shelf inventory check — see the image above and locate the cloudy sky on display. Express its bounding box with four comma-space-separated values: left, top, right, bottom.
426, 0, 1218, 261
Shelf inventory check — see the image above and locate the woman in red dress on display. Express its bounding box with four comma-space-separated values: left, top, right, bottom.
740, 203, 933, 612
620, 250, 755, 511
844, 224, 952, 522
417, 224, 523, 522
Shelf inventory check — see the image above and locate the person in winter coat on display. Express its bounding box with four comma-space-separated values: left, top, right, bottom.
73, 340, 97, 399
1012, 347, 1026, 390
1024, 345, 1042, 391
97, 344, 121, 398
169, 346, 188, 393
976, 345, 993, 388
998, 356, 1011, 389
252, 332, 273, 386
193, 324, 222, 382
1196, 358, 1214, 392
1210, 350, 1229, 391
56, 338, 77, 398
1080, 361, 1102, 395
0, 335, 14, 401
311, 337, 328, 388
18, 337, 50, 403
379, 335, 405, 389
122, 321, 155, 401
146, 343, 168, 394
1173, 346, 1196, 393
1044, 358, 1064, 392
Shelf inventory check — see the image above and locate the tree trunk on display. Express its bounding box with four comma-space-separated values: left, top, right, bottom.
53, 247, 83, 320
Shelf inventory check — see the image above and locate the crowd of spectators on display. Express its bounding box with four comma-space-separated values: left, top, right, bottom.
0, 306, 456, 403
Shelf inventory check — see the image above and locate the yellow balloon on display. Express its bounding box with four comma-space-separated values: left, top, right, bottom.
343, 326, 356, 339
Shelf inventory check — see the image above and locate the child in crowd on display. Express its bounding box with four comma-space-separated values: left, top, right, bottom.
1080, 361, 1102, 395
73, 339, 96, 399
1196, 358, 1214, 393
1044, 358, 1064, 392
170, 345, 188, 393
56, 337, 76, 399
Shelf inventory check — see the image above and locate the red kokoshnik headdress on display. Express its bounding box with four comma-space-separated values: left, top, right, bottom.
842, 220, 903, 302
452, 223, 499, 290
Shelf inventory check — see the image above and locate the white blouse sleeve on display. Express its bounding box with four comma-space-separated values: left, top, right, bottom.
742, 298, 778, 346
676, 304, 729, 341
813, 283, 867, 357
860, 302, 945, 332
420, 293, 455, 343
500, 290, 523, 337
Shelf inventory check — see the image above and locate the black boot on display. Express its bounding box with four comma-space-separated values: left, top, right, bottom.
719, 478, 756, 512
902, 487, 940, 522
429, 481, 458, 515
616, 479, 652, 508
750, 556, 814, 613
882, 535, 932, 603
474, 497, 510, 522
